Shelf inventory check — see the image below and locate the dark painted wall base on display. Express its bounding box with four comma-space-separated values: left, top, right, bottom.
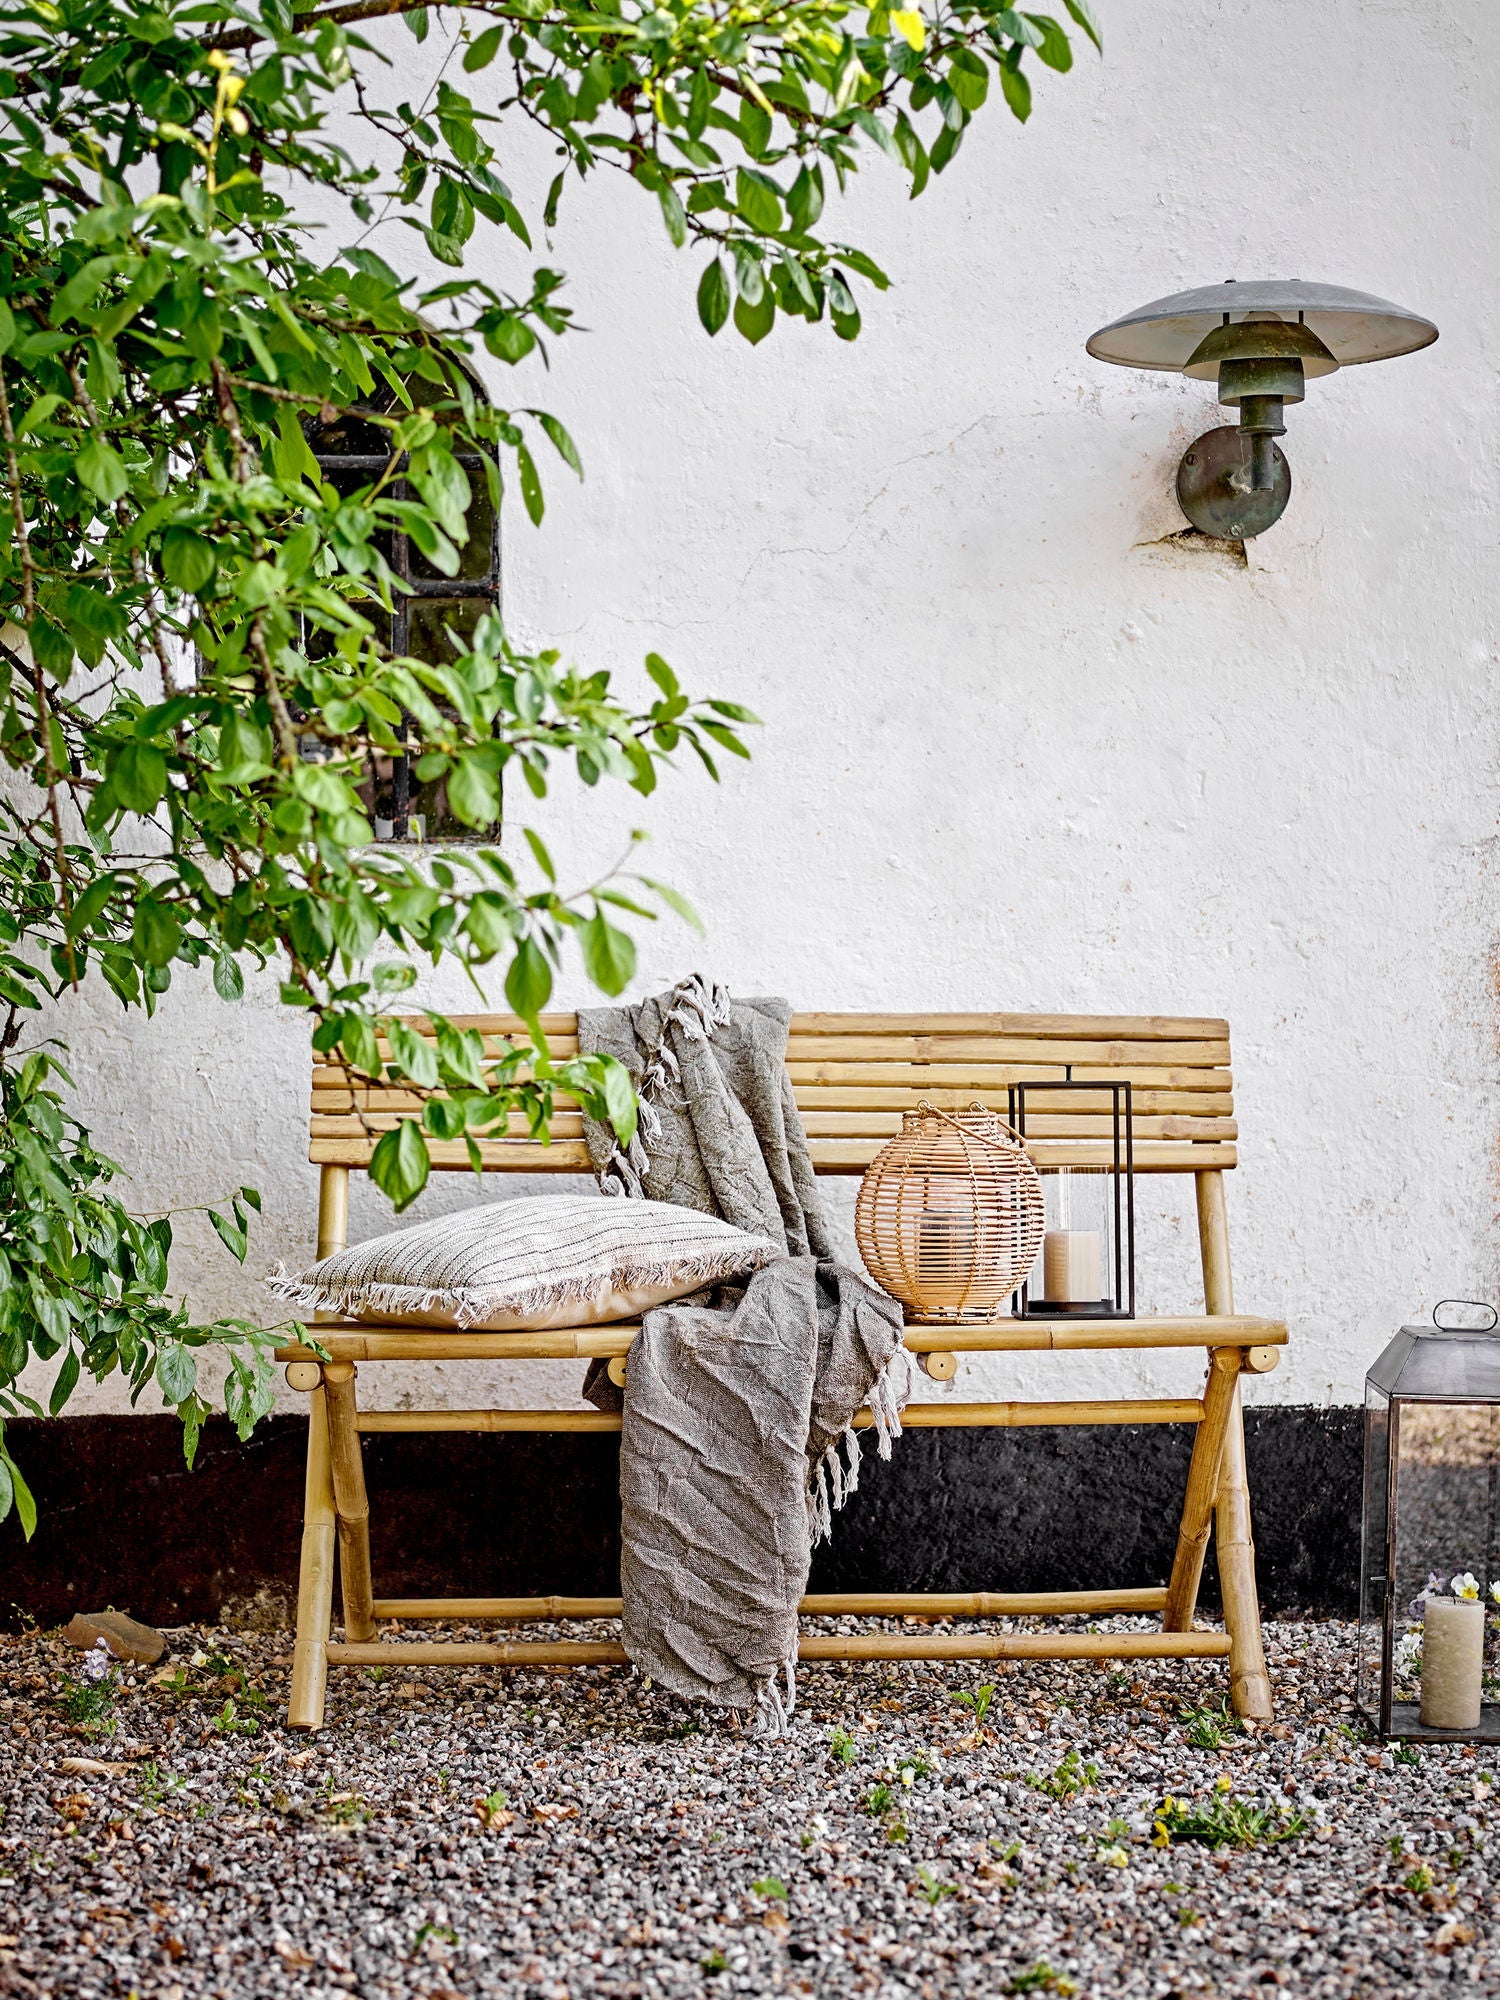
0, 1406, 1362, 1631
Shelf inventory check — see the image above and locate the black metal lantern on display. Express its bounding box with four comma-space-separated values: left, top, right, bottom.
1359, 1302, 1500, 1742
1008, 1079, 1135, 1320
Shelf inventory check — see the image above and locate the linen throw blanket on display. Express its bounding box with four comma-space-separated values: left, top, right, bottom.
578, 978, 910, 1728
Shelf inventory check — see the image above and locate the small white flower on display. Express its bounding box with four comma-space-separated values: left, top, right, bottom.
80, 1639, 114, 1683
1452, 1573, 1481, 1601
1394, 1630, 1423, 1677
1490, 1581, 1500, 1606
1097, 1843, 1129, 1868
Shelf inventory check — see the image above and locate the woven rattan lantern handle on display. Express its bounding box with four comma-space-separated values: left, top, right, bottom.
915, 1099, 1030, 1154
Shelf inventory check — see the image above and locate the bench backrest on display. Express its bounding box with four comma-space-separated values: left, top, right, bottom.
310, 1012, 1236, 1177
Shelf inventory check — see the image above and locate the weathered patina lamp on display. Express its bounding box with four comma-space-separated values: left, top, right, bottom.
1087, 279, 1438, 538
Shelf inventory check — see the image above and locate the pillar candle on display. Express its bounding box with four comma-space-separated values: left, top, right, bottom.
1043, 1230, 1101, 1303
1420, 1596, 1485, 1730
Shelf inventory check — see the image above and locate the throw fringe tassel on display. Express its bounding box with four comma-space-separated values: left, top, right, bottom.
752, 1660, 798, 1739
806, 1343, 914, 1547
599, 974, 732, 1198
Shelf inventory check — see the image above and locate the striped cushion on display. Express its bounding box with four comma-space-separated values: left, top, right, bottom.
267, 1195, 779, 1331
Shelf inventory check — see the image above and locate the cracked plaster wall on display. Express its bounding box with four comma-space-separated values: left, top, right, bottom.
28, 0, 1500, 1423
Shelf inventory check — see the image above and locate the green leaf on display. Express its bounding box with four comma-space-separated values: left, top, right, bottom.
160, 526, 217, 594
463, 23, 505, 68
697, 257, 731, 336
48, 1347, 80, 1416
850, 107, 903, 163
388, 1019, 440, 1088
111, 741, 167, 814
598, 1053, 638, 1146
735, 166, 782, 233
1063, 0, 1102, 52
446, 755, 500, 828
1025, 13, 1074, 69
341, 1012, 382, 1078
580, 910, 636, 996
504, 936, 553, 1019
0, 301, 14, 356
370, 1119, 431, 1211
0, 1452, 35, 1541
209, 1207, 249, 1261
639, 875, 704, 933
1000, 56, 1032, 121
515, 441, 544, 525
533, 411, 582, 476
734, 287, 776, 345
76, 435, 129, 503
212, 951, 244, 1001
658, 181, 688, 247
132, 895, 182, 967
523, 827, 556, 882
156, 1342, 198, 1403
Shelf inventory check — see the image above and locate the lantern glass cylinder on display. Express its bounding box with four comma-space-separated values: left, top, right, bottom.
1038, 1167, 1116, 1312
1360, 1308, 1500, 1740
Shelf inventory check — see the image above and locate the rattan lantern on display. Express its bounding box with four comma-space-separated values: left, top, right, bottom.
855, 1102, 1045, 1321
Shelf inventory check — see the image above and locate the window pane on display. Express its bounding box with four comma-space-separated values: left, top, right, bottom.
408, 474, 496, 583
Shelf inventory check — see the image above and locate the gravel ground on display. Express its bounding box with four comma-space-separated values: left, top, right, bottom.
1, 1616, 1496, 1998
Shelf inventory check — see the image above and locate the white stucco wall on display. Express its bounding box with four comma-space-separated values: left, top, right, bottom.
30, 0, 1500, 1421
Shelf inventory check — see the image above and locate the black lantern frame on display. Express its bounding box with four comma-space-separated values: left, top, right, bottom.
1359, 1302, 1500, 1742
1008, 1078, 1135, 1320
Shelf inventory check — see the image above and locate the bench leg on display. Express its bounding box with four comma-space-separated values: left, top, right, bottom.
1216, 1385, 1273, 1721
288, 1383, 337, 1730
1163, 1347, 1240, 1631
323, 1362, 376, 1644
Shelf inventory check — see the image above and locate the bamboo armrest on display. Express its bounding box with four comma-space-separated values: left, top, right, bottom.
274, 1313, 1287, 1365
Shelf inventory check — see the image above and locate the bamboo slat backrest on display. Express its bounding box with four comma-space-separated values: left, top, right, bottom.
309, 1013, 1236, 1176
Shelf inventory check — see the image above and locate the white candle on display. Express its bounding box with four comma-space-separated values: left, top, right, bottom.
1420, 1596, 1485, 1730
1043, 1230, 1101, 1303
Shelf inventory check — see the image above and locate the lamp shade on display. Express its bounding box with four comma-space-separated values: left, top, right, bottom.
1087, 280, 1438, 373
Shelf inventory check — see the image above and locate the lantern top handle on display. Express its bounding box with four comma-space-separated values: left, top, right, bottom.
1434, 1300, 1499, 1333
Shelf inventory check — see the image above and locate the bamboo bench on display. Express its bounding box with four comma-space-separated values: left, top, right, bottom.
275, 1010, 1288, 1729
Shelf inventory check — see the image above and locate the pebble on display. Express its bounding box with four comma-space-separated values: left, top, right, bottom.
0, 1617, 1495, 1996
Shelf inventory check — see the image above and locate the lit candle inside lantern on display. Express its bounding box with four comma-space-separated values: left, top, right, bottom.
1042, 1167, 1102, 1304
1420, 1596, 1485, 1730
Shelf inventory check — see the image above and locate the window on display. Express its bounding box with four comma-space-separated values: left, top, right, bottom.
304, 373, 501, 843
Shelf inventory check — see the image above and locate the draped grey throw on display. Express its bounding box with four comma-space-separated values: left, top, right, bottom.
579, 978, 910, 1729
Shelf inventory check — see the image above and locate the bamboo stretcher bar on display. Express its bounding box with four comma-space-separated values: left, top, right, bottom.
368, 1586, 1171, 1622
324, 1630, 1231, 1668
307, 1133, 1239, 1173
275, 1313, 1286, 1365
353, 1398, 1207, 1435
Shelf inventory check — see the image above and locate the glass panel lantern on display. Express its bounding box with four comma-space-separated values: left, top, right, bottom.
1008, 1080, 1135, 1319
1359, 1302, 1500, 1740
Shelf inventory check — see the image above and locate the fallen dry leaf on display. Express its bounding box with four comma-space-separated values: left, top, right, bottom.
286, 1750, 318, 1768
763, 1909, 790, 1934
1432, 1919, 1476, 1953
533, 1802, 579, 1822
58, 1794, 92, 1821
59, 1757, 128, 1778
273, 1939, 316, 1968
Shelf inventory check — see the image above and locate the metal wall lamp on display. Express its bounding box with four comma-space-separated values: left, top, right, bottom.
1086, 279, 1438, 539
